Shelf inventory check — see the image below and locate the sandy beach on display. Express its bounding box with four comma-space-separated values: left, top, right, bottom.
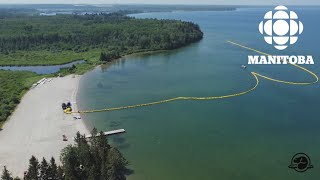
0, 75, 90, 177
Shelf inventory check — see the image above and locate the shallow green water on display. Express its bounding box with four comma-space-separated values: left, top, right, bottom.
78, 8, 320, 180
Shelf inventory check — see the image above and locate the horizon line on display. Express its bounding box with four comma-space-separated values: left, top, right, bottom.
1, 3, 320, 6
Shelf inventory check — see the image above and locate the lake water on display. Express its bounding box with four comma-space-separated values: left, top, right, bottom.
78, 8, 320, 180
0, 60, 85, 74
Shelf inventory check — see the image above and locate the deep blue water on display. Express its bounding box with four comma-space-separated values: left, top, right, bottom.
78, 8, 320, 180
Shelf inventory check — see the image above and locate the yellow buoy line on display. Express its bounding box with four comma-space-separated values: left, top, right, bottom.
227, 41, 318, 85
72, 41, 318, 114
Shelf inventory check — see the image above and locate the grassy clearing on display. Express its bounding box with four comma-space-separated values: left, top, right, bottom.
0, 70, 43, 127
0, 50, 101, 66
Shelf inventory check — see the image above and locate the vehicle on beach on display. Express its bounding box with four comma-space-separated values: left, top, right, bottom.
62, 103, 67, 110
62, 102, 72, 113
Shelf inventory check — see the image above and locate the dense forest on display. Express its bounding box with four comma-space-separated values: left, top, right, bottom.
1, 131, 129, 180
0, 12, 203, 65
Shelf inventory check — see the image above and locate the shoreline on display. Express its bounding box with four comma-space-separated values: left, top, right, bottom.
0, 75, 90, 177
71, 75, 92, 134
0, 38, 202, 177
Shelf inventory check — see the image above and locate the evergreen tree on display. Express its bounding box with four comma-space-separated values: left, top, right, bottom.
56, 166, 64, 180
61, 146, 81, 180
99, 52, 108, 62
2, 131, 129, 180
106, 148, 128, 180
68, 65, 77, 73
48, 157, 58, 179
1, 166, 13, 180
40, 158, 49, 180
74, 131, 82, 145
91, 128, 98, 137
26, 156, 39, 180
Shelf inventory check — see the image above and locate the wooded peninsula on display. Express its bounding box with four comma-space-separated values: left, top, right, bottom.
0, 12, 203, 65
0, 12, 203, 127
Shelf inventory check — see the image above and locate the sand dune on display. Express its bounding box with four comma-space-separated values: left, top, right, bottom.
0, 75, 89, 177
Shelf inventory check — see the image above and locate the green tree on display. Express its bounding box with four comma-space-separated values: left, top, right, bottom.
106, 148, 128, 180
2, 131, 129, 180
91, 128, 98, 137
68, 65, 77, 73
99, 52, 108, 62
26, 156, 39, 180
56, 166, 65, 180
48, 157, 58, 179
40, 158, 49, 180
61, 146, 81, 180
1, 166, 13, 180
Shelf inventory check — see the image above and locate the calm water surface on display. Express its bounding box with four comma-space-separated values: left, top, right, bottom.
78, 8, 320, 180
0, 60, 85, 74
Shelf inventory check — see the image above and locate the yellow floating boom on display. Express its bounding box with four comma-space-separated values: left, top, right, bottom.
73, 41, 318, 114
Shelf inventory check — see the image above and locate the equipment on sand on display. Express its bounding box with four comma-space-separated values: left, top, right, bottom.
62, 135, 68, 141
62, 102, 72, 113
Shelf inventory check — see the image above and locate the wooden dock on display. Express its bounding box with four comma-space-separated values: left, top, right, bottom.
85, 129, 126, 138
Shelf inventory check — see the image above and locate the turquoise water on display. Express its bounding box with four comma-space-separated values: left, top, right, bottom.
78, 8, 320, 180
0, 60, 85, 74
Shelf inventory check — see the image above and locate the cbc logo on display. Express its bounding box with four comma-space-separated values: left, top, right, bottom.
259, 6, 304, 50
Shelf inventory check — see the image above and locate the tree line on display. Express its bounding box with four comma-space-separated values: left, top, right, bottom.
0, 13, 203, 55
1, 130, 129, 180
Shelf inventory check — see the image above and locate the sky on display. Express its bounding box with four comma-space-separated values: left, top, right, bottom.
0, 0, 319, 5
